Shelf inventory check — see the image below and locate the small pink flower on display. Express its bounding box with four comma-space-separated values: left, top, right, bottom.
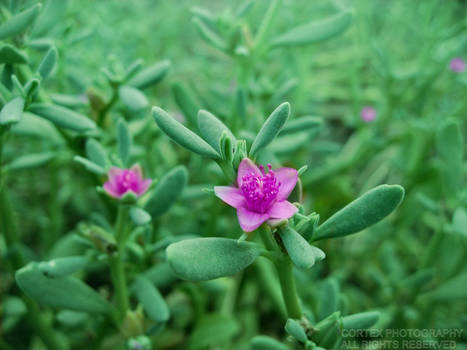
103, 165, 151, 199
361, 106, 377, 122
214, 158, 298, 232
449, 57, 466, 73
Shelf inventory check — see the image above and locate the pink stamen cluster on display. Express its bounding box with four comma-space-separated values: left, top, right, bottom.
241, 164, 280, 213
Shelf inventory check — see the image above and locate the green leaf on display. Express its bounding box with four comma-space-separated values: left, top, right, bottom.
56, 310, 88, 327
279, 116, 323, 135
145, 166, 187, 218
250, 102, 290, 156
73, 156, 106, 175
452, 207, 467, 236
4, 152, 54, 171
118, 85, 148, 110
0, 44, 28, 64
166, 238, 261, 281
32, 0, 69, 37
37, 46, 58, 79
285, 319, 307, 343
38, 256, 88, 278
0, 97, 24, 126
152, 106, 220, 159
11, 112, 63, 143
198, 109, 236, 154
172, 82, 201, 126
0, 4, 42, 40
16, 262, 114, 314
436, 121, 463, 194
85, 139, 108, 168
318, 278, 339, 320
313, 184, 405, 241
271, 11, 352, 47
193, 18, 228, 51
421, 273, 467, 301
250, 336, 289, 350
343, 311, 380, 329
29, 103, 96, 133
129, 207, 151, 225
127, 60, 170, 90
309, 311, 342, 349
133, 276, 170, 322
188, 313, 240, 350
279, 226, 325, 270
117, 118, 132, 166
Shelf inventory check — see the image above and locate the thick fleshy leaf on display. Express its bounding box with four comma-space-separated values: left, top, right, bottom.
274, 167, 298, 201
133, 276, 169, 322
118, 85, 148, 110
37, 46, 58, 79
343, 311, 380, 329
129, 207, 151, 225
271, 11, 352, 47
145, 166, 188, 218
250, 336, 288, 350
421, 273, 467, 301
127, 60, 170, 90
313, 185, 405, 241
0, 97, 24, 126
237, 206, 269, 232
267, 201, 297, 219
318, 278, 339, 320
5, 152, 55, 171
188, 313, 240, 350
172, 82, 201, 125
152, 106, 220, 159
436, 122, 463, 195
38, 256, 88, 278
32, 0, 69, 37
198, 109, 236, 153
193, 18, 228, 51
214, 186, 244, 208
285, 319, 307, 343
16, 262, 113, 314
166, 237, 261, 281
250, 102, 290, 156
0, 4, 42, 40
29, 103, 96, 132
74, 156, 106, 175
117, 118, 132, 166
279, 116, 323, 135
85, 139, 108, 168
278, 226, 325, 269
0, 44, 29, 64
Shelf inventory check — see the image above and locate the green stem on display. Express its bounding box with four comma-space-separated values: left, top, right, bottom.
109, 204, 130, 322
258, 225, 303, 319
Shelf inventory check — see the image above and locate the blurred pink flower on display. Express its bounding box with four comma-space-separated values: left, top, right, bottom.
214, 158, 298, 232
449, 57, 466, 73
104, 165, 151, 199
361, 106, 377, 122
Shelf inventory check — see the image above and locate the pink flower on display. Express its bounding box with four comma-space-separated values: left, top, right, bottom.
449, 57, 466, 73
103, 165, 151, 199
361, 106, 376, 122
214, 158, 298, 232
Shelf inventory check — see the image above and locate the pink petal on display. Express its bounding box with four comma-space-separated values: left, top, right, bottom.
108, 167, 123, 182
137, 178, 152, 195
237, 206, 269, 232
274, 167, 298, 201
237, 158, 261, 187
103, 181, 122, 198
267, 200, 297, 219
214, 186, 245, 208
130, 164, 143, 179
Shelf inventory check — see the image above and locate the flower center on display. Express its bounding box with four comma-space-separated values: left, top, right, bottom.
241, 164, 281, 213
116, 170, 139, 194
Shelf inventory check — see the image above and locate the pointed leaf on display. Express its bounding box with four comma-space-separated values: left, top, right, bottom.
0, 44, 28, 64
38, 256, 88, 278
313, 185, 405, 241
0, 4, 42, 40
167, 238, 261, 281
127, 60, 170, 90
85, 138, 108, 168
250, 102, 290, 156
117, 118, 132, 166
5, 152, 54, 171
285, 319, 307, 343
193, 18, 228, 51
343, 311, 380, 329
172, 82, 201, 125
37, 46, 58, 79
32, 0, 69, 37
152, 106, 220, 159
